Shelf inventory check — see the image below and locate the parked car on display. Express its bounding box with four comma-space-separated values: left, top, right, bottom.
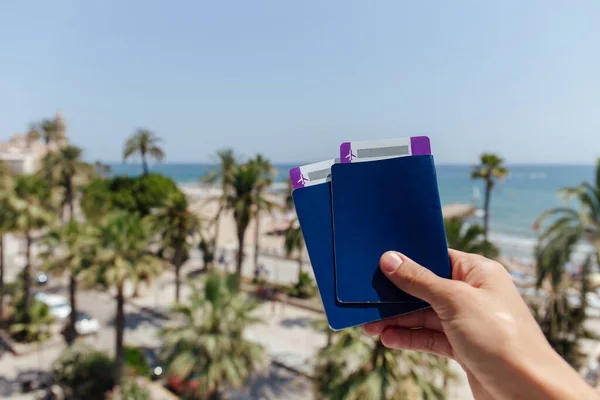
35, 273, 49, 286
73, 312, 100, 335
34, 293, 71, 319
141, 347, 164, 381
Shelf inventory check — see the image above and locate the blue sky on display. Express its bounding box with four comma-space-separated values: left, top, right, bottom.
1, 1, 599, 164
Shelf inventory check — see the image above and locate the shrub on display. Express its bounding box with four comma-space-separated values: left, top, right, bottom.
124, 346, 150, 377
81, 173, 181, 220
288, 272, 317, 299
9, 298, 54, 343
52, 343, 115, 400
107, 377, 151, 400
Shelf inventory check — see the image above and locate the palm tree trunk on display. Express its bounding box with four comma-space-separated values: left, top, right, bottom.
483, 181, 492, 241
142, 151, 148, 176
23, 233, 32, 323
65, 273, 78, 345
212, 206, 222, 257
297, 256, 303, 283
115, 286, 126, 385
0, 234, 4, 321
253, 205, 261, 281
236, 227, 246, 289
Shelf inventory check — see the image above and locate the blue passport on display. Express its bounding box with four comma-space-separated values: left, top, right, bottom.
293, 182, 428, 330
331, 155, 450, 303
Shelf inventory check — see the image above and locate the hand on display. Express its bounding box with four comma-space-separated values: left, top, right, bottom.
363, 249, 598, 400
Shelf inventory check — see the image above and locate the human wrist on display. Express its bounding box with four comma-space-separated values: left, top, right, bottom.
506, 343, 597, 400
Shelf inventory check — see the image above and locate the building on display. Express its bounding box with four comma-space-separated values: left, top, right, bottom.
0, 112, 67, 175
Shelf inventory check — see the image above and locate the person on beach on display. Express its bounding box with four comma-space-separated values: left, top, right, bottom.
363, 249, 599, 400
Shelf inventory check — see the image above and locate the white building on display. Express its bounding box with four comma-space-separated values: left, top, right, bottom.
0, 112, 66, 175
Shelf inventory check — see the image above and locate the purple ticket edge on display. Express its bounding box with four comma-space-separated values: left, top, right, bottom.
410, 136, 431, 155
289, 167, 306, 189
340, 142, 353, 163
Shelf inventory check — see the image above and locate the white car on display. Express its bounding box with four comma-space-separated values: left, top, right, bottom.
74, 312, 100, 335
34, 293, 71, 319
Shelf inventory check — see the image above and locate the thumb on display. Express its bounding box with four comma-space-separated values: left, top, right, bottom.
380, 251, 453, 307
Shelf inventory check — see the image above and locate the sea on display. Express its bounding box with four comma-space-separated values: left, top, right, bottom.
108, 163, 597, 263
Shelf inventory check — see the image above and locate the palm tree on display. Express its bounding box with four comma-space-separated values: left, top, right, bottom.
0, 160, 14, 320
535, 158, 600, 267
315, 327, 450, 400
224, 163, 261, 287
38, 117, 66, 147
40, 221, 96, 344
161, 273, 264, 399
444, 219, 498, 258
148, 192, 201, 303
284, 222, 305, 282
202, 149, 236, 256
86, 212, 162, 385
43, 145, 93, 221
123, 129, 165, 176
9, 176, 54, 321
471, 153, 509, 241
251, 154, 276, 280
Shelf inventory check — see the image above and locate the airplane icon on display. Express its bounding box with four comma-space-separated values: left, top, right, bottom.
345, 150, 356, 161
298, 172, 308, 185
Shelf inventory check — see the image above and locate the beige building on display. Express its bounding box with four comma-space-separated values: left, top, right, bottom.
0, 112, 66, 175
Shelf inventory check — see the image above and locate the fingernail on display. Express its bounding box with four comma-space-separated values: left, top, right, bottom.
381, 252, 403, 273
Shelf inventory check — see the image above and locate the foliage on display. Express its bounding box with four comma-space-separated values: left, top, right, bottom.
123, 129, 165, 175
225, 163, 269, 286
202, 149, 237, 258
52, 343, 115, 400
81, 173, 181, 219
124, 346, 151, 378
471, 153, 509, 240
284, 222, 307, 283
108, 377, 151, 400
41, 220, 97, 343
85, 212, 163, 384
7, 175, 54, 321
288, 272, 317, 299
250, 154, 277, 275
533, 159, 600, 368
444, 219, 498, 258
315, 327, 451, 400
41, 144, 94, 219
10, 297, 54, 342
535, 158, 600, 271
148, 192, 201, 302
161, 274, 264, 399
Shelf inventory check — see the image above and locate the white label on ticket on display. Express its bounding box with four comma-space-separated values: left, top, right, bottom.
290, 159, 338, 189
340, 136, 431, 163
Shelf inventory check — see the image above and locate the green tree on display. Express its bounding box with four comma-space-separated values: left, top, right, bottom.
123, 129, 165, 176
161, 274, 264, 399
535, 158, 600, 267
251, 154, 276, 279
43, 145, 94, 221
82, 173, 180, 221
52, 343, 115, 400
10, 297, 55, 342
284, 222, 305, 283
315, 327, 450, 400
86, 213, 162, 385
471, 153, 509, 241
225, 163, 261, 288
8, 176, 53, 321
202, 149, 237, 260
148, 192, 201, 303
444, 219, 498, 258
533, 160, 600, 368
38, 117, 66, 147
0, 160, 14, 320
41, 221, 96, 344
